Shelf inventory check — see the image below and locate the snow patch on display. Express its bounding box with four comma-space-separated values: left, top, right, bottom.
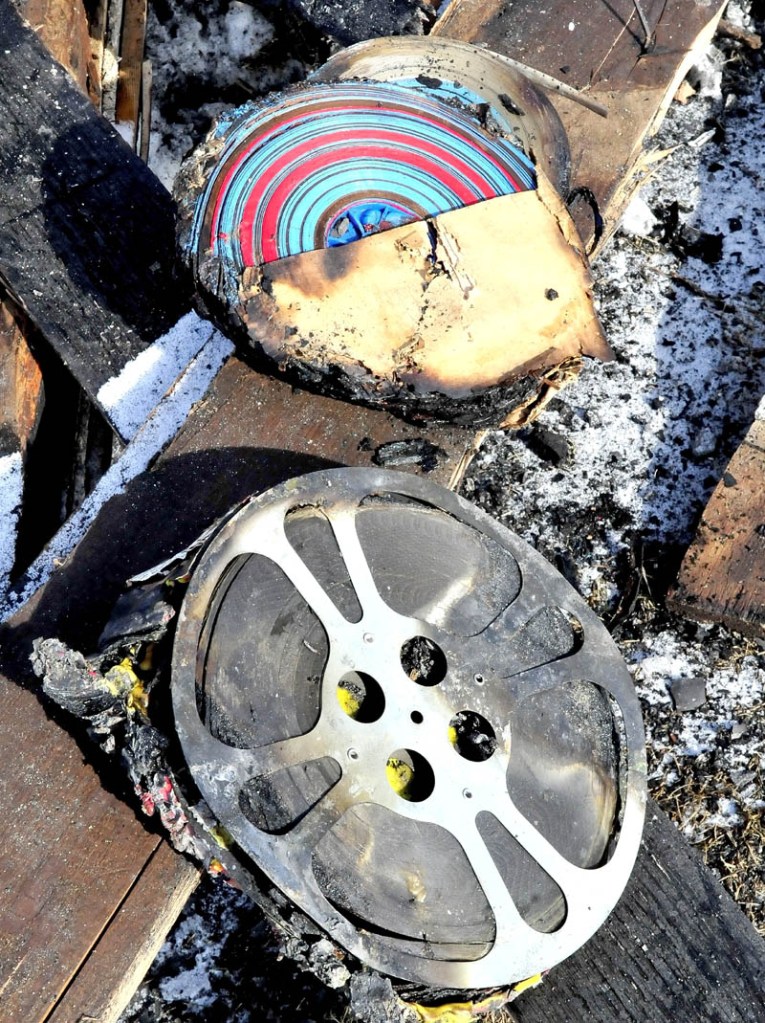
0, 453, 22, 593
619, 195, 658, 238
1, 329, 233, 621
98, 311, 218, 440
687, 46, 725, 100
113, 121, 135, 145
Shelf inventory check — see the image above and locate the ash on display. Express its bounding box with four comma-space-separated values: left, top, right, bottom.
121, 2, 765, 1020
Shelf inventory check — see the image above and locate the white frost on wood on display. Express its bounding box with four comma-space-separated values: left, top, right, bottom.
0, 453, 22, 596
98, 311, 219, 440
113, 121, 136, 147
0, 329, 233, 622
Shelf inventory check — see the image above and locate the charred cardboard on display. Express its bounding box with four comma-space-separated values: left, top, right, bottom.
196, 174, 611, 429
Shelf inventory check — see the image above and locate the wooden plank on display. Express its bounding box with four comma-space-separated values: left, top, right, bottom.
160, 355, 476, 488
513, 805, 765, 1022
46, 843, 199, 1023
139, 58, 152, 163
433, 0, 727, 250
0, 296, 44, 458
18, 0, 91, 94
668, 416, 765, 637
0, 295, 42, 588
0, 0, 187, 437
0, 667, 177, 1022
115, 0, 148, 145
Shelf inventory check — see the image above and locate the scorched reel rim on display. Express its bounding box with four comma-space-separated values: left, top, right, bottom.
171, 469, 646, 988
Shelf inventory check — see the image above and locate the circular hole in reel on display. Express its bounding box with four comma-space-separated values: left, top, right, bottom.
171, 468, 646, 989
449, 710, 497, 762
401, 636, 447, 686
336, 671, 386, 722
385, 748, 436, 802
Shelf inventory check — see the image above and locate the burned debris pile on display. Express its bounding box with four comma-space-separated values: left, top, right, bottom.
1, 0, 765, 1022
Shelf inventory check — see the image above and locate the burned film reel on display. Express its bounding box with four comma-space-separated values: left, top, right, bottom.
171, 469, 646, 988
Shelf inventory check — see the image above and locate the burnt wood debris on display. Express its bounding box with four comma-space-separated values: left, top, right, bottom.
1, 0, 765, 1021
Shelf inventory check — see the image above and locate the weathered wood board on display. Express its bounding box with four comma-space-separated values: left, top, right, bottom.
17, 0, 91, 93
45, 842, 198, 1023
161, 355, 472, 485
0, 296, 44, 459
0, 0, 186, 439
669, 415, 765, 637
0, 665, 199, 1023
513, 805, 765, 1023
433, 0, 727, 251
115, 0, 148, 135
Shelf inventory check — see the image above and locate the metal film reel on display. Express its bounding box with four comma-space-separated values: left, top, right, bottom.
185, 80, 536, 269
172, 470, 646, 988
312, 36, 571, 198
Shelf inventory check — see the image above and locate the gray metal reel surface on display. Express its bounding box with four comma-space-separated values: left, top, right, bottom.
312, 36, 572, 197
171, 469, 646, 988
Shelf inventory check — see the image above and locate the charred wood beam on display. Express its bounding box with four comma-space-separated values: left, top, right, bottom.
281, 0, 438, 46
0, 0, 188, 440
511, 804, 765, 1023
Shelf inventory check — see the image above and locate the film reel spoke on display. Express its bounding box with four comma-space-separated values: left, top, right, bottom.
450, 815, 525, 940
247, 733, 322, 780
264, 518, 350, 637
328, 506, 402, 621
280, 771, 353, 855
503, 640, 628, 702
